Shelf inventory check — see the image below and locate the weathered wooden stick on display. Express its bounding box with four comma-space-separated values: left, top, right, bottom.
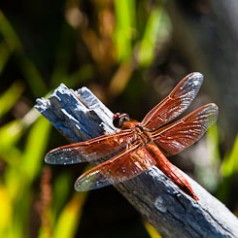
35, 84, 238, 238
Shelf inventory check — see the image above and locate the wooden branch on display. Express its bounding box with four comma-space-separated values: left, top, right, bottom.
35, 84, 238, 238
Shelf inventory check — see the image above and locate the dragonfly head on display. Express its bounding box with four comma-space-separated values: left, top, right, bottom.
113, 113, 130, 129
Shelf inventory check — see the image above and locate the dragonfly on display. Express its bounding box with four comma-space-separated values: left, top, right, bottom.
45, 72, 218, 200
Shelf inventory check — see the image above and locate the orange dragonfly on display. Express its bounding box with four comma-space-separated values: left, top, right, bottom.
45, 72, 218, 200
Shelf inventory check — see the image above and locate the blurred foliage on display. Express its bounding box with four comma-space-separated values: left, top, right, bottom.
144, 222, 162, 238
0, 1, 237, 238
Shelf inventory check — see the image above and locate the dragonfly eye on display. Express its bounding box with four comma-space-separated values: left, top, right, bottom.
113, 113, 130, 128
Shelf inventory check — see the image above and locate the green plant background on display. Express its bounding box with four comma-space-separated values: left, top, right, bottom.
0, 1, 237, 238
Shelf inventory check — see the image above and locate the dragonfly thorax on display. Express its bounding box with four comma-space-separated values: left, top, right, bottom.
133, 125, 152, 145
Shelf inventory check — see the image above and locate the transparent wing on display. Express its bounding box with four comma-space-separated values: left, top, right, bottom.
151, 103, 218, 156
45, 130, 134, 164
141, 72, 204, 130
74, 144, 156, 191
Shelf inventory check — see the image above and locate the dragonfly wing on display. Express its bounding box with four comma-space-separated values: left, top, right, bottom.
141, 72, 204, 130
45, 130, 134, 164
151, 103, 218, 156
74, 143, 157, 191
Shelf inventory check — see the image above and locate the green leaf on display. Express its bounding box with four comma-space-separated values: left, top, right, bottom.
53, 193, 87, 238
0, 11, 22, 52
22, 117, 51, 182
114, 0, 136, 61
18, 57, 47, 97
52, 173, 72, 218
0, 81, 24, 118
0, 109, 40, 154
221, 134, 238, 177
0, 120, 24, 155
0, 42, 11, 73
138, 7, 164, 66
